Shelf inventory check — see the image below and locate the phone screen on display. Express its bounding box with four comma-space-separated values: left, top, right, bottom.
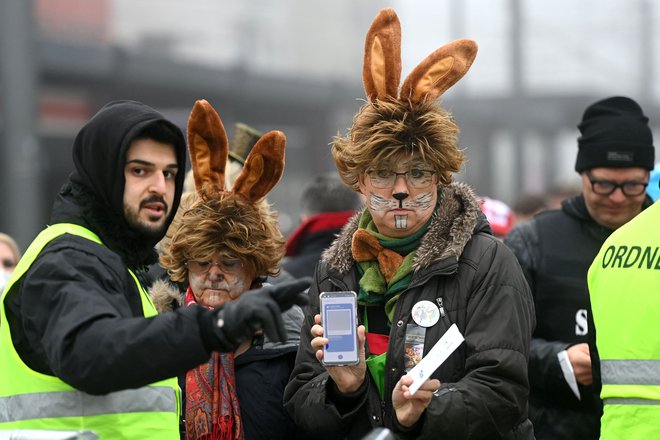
320, 291, 359, 365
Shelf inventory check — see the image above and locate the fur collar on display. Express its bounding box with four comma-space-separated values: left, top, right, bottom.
149, 279, 183, 313
322, 182, 484, 274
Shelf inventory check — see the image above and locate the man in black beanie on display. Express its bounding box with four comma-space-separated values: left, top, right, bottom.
504, 96, 655, 440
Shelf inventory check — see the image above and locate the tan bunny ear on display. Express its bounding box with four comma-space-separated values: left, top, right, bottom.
363, 7, 402, 101
400, 39, 477, 103
187, 99, 229, 194
232, 130, 286, 203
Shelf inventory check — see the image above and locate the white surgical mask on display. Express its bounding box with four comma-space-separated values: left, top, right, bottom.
0, 269, 11, 293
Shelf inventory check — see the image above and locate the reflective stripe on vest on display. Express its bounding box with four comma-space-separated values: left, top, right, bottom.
604, 398, 660, 406
0, 223, 179, 439
601, 360, 660, 385
0, 386, 176, 422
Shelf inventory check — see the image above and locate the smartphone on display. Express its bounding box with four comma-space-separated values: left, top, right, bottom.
320, 291, 359, 366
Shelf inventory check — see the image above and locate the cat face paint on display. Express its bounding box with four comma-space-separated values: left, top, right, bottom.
188, 252, 255, 308
394, 215, 407, 229
359, 174, 437, 238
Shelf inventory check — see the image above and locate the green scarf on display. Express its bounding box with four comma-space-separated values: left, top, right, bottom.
354, 209, 430, 321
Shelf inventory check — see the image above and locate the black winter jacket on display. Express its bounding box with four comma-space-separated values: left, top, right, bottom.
503, 194, 654, 440
284, 183, 536, 440
4, 101, 224, 395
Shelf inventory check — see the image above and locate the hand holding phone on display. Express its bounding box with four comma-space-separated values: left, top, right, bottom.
310, 291, 367, 394
319, 291, 360, 366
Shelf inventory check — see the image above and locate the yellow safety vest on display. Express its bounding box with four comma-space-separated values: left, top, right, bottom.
0, 223, 180, 439
588, 201, 660, 440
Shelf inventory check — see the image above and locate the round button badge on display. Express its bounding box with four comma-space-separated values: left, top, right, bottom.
411, 300, 440, 327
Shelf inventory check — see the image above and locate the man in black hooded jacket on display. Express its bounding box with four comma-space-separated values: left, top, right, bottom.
0, 100, 308, 439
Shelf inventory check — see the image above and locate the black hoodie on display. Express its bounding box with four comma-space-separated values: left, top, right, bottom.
4, 100, 222, 395
66, 100, 187, 267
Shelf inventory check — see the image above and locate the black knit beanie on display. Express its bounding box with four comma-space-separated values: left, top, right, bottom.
575, 96, 655, 172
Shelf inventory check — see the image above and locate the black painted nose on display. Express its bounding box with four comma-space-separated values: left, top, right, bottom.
393, 192, 409, 201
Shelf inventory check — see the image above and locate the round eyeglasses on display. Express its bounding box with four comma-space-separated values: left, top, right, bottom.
587, 172, 649, 197
367, 168, 437, 189
185, 258, 244, 275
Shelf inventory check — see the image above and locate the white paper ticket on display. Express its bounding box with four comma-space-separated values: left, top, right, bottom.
407, 323, 464, 395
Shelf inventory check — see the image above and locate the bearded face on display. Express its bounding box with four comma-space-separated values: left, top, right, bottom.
123, 139, 178, 240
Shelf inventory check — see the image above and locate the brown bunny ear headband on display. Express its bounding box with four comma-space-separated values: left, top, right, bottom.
187, 99, 286, 203
363, 7, 477, 103
158, 99, 287, 283
331, 8, 476, 190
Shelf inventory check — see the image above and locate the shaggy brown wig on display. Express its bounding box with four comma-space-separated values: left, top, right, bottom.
160, 191, 285, 284
332, 98, 464, 191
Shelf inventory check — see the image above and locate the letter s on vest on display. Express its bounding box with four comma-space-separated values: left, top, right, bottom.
575, 309, 588, 336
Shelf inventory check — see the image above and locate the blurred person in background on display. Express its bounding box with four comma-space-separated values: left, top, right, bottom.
285, 8, 535, 439
0, 100, 308, 439
0, 232, 21, 291
587, 196, 660, 439
281, 173, 363, 279
155, 100, 305, 440
546, 183, 581, 210
511, 193, 549, 225
479, 195, 515, 239
504, 96, 656, 440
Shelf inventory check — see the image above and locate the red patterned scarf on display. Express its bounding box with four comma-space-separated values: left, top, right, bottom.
185, 288, 244, 440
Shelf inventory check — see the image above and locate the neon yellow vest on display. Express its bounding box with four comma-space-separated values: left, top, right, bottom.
588, 202, 660, 440
0, 223, 180, 439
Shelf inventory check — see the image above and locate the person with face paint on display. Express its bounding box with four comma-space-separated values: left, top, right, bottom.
158, 197, 303, 440
156, 99, 307, 440
0, 100, 309, 439
284, 8, 535, 440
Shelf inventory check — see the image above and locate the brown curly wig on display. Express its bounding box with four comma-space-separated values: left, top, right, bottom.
332, 98, 464, 191
160, 191, 285, 284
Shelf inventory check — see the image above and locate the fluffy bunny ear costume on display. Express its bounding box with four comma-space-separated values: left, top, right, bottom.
187, 99, 286, 203
158, 100, 287, 288
363, 8, 477, 104
332, 8, 478, 192
332, 8, 479, 263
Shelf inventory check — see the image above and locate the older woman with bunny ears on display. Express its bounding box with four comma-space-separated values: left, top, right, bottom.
284, 8, 535, 440
158, 100, 308, 440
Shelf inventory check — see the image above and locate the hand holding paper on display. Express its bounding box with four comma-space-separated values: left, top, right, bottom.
392, 324, 464, 427
407, 324, 464, 395
392, 375, 440, 427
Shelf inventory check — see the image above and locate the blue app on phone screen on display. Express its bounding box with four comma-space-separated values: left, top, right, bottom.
320, 291, 359, 365
324, 303, 355, 352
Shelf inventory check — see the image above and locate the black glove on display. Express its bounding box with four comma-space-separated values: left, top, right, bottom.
211, 277, 311, 351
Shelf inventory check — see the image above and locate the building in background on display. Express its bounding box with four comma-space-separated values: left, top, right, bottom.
1, 0, 659, 248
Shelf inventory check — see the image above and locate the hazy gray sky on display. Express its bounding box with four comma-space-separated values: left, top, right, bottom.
112, 0, 658, 101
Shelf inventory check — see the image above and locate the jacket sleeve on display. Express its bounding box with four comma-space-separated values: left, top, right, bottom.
283, 268, 370, 440
21, 245, 216, 395
420, 238, 535, 439
504, 223, 571, 393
